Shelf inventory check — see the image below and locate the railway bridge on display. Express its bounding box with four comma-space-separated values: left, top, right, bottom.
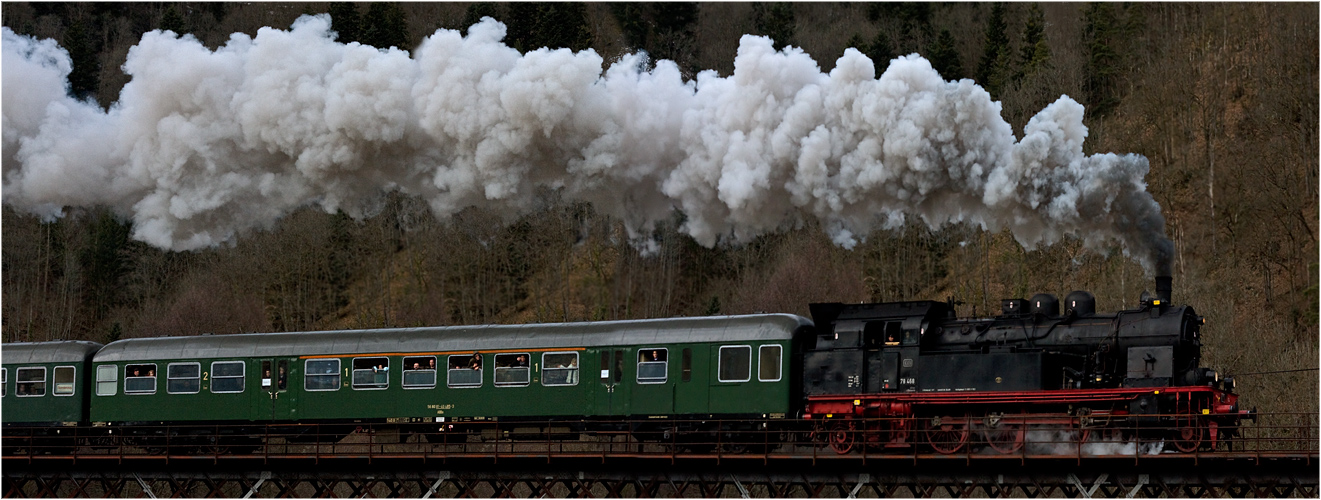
3, 415, 1317, 498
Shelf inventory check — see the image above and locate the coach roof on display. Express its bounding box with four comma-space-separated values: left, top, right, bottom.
2, 341, 104, 364
92, 314, 814, 362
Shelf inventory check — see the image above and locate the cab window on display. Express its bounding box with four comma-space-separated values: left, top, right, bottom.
211, 361, 245, 393
637, 348, 668, 384
448, 354, 482, 388
53, 366, 76, 396
542, 352, 579, 386
494, 353, 530, 387
718, 346, 751, 382
403, 356, 437, 389
124, 364, 157, 394
96, 365, 117, 396
758, 345, 782, 382
352, 357, 389, 389
304, 359, 340, 391
167, 363, 201, 394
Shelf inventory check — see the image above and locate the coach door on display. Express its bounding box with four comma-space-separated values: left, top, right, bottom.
261, 359, 296, 420
597, 349, 632, 416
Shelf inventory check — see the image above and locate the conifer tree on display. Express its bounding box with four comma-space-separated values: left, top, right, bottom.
927, 29, 963, 80
752, 2, 796, 51
976, 3, 1012, 98
361, 2, 410, 51
1018, 4, 1050, 80
159, 5, 187, 34
461, 3, 501, 36
328, 2, 362, 44
63, 18, 100, 102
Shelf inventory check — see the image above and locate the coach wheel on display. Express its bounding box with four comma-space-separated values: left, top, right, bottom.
829, 421, 855, 455
982, 415, 1025, 454
1173, 419, 1204, 453
927, 416, 969, 454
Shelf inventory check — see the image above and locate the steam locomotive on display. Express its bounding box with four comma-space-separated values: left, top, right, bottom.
801, 276, 1251, 453
2, 277, 1250, 455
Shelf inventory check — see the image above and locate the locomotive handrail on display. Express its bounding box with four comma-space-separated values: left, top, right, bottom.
3, 412, 1315, 464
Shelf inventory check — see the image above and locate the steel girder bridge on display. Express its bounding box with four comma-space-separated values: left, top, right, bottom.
5, 452, 1318, 497
3, 414, 1317, 498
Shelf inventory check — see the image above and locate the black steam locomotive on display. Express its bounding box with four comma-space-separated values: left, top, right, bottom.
802, 276, 1250, 454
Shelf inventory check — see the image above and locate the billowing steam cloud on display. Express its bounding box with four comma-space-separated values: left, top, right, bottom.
2, 15, 1173, 275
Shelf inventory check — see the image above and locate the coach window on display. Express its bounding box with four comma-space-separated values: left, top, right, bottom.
124, 364, 156, 394
16, 367, 46, 397
681, 349, 692, 382
96, 365, 117, 396
718, 346, 751, 383
167, 363, 201, 394
304, 359, 340, 391
759, 345, 782, 382
352, 357, 389, 390
542, 352, 579, 386
494, 353, 531, 387
448, 355, 482, 388
2, 368, 7, 397
53, 366, 76, 396
637, 348, 668, 384
210, 361, 245, 393
403, 356, 437, 389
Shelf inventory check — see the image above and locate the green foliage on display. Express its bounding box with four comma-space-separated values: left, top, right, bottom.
752, 2, 796, 51
461, 2, 502, 36
927, 29, 963, 80
506, 3, 593, 53
159, 5, 186, 34
106, 322, 122, 344
976, 3, 1012, 98
328, 2, 362, 44
610, 2, 698, 73
534, 3, 593, 52
866, 30, 897, 75
611, 3, 649, 49
79, 211, 132, 322
63, 18, 99, 102
1017, 4, 1050, 79
1083, 2, 1125, 116
361, 2, 410, 51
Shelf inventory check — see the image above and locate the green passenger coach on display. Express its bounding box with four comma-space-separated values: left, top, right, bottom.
88, 314, 813, 431
2, 341, 103, 427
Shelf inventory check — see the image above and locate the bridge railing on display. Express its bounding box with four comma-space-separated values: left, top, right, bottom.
2, 412, 1316, 461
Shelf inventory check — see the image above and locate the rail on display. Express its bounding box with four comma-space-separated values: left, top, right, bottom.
2, 411, 1315, 464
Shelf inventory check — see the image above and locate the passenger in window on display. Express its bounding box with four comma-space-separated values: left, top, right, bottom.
428, 358, 436, 370
567, 358, 578, 384
885, 333, 899, 346
147, 369, 155, 377
516, 355, 528, 367
469, 353, 482, 370
133, 369, 141, 377
277, 366, 287, 390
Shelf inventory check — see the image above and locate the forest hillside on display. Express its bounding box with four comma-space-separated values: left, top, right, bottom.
1, 3, 1316, 416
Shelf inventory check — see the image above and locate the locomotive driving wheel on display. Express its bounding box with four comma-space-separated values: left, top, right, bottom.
926, 415, 969, 454
829, 420, 856, 455
1173, 417, 1204, 452
982, 413, 1025, 454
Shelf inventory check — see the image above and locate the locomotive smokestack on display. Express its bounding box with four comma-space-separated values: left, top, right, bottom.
1156, 276, 1172, 304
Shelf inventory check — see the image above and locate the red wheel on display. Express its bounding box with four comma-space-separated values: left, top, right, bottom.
983, 422, 1025, 454
1173, 419, 1203, 452
829, 421, 855, 455
927, 416, 969, 454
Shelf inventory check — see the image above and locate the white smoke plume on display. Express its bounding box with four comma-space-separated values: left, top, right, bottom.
2, 16, 1173, 275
